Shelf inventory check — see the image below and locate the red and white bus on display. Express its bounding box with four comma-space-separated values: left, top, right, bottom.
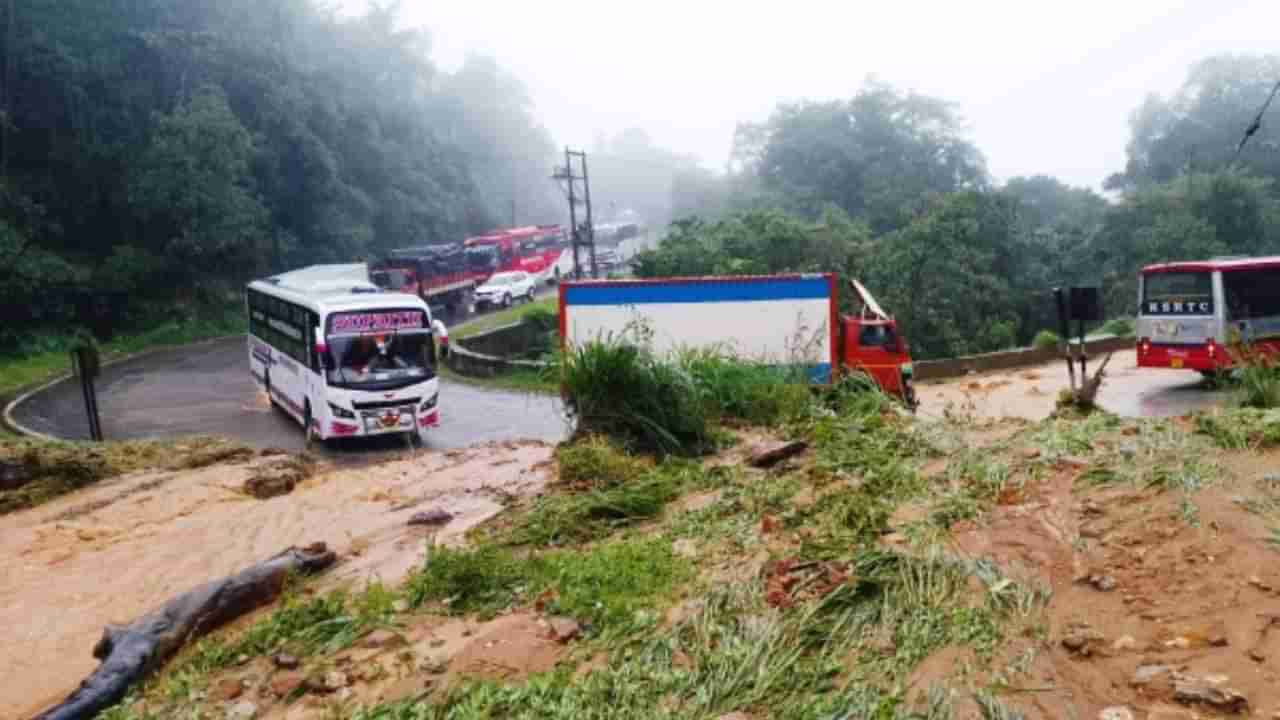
464, 225, 568, 284
1136, 255, 1280, 373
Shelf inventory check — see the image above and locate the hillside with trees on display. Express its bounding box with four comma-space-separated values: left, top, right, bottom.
637, 58, 1280, 359
0, 0, 558, 348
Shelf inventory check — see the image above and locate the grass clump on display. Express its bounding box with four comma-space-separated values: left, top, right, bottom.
555, 435, 651, 489
1196, 409, 1280, 450
1099, 317, 1134, 337
1231, 346, 1280, 409
512, 451, 696, 546
407, 537, 688, 633
679, 349, 814, 426
554, 338, 711, 455
1032, 330, 1060, 351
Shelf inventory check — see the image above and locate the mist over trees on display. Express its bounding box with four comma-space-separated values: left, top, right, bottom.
0, 0, 557, 344
639, 58, 1280, 359
4, 0, 1280, 366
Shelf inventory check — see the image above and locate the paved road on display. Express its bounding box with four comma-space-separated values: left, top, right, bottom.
13, 336, 568, 455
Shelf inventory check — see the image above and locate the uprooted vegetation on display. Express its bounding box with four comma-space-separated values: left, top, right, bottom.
90, 349, 1280, 720
0, 436, 254, 515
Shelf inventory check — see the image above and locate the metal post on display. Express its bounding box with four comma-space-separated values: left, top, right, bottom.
1078, 317, 1088, 381
565, 148, 581, 280
581, 152, 598, 279
1054, 288, 1076, 393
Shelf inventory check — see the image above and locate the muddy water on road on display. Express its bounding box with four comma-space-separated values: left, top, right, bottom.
916, 350, 1232, 421
1, 442, 553, 720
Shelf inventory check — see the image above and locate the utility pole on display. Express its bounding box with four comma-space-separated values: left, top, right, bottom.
580, 151, 598, 279
552, 148, 598, 279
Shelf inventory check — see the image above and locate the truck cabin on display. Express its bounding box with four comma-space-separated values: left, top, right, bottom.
840, 279, 912, 400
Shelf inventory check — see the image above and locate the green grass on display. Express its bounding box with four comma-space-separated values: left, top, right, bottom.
406, 537, 690, 633
452, 297, 557, 341
1098, 317, 1134, 338
554, 338, 713, 455
0, 303, 244, 405
1031, 330, 1060, 351
437, 364, 558, 395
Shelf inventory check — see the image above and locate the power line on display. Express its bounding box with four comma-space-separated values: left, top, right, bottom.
1234, 78, 1280, 161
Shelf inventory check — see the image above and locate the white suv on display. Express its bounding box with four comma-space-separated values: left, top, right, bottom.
473, 271, 536, 309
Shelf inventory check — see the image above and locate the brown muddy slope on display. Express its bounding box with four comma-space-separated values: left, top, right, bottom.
1, 442, 552, 720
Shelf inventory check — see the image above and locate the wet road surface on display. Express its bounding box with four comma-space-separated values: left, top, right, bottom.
13, 336, 568, 455
917, 350, 1232, 421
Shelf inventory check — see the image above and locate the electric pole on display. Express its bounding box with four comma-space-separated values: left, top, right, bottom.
552, 148, 598, 279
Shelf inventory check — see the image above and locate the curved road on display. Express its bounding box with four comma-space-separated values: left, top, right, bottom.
12, 336, 567, 455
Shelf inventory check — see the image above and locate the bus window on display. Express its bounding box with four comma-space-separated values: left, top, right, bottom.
1224, 268, 1280, 321
325, 332, 435, 389
1142, 272, 1213, 315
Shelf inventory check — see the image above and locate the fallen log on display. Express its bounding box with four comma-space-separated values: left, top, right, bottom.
34, 542, 337, 720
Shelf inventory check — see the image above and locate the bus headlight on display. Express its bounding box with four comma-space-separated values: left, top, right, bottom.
328, 402, 355, 419
420, 393, 438, 413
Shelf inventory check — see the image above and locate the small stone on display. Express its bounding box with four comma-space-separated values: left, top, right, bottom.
1080, 524, 1104, 539
422, 656, 449, 675
1020, 447, 1042, 460
1131, 664, 1172, 687
225, 700, 258, 720
235, 654, 250, 666
1210, 633, 1229, 647
673, 538, 699, 559
748, 440, 808, 468
1249, 575, 1272, 591
363, 629, 404, 649
408, 509, 453, 527
1083, 500, 1105, 516
392, 599, 410, 613
1090, 574, 1117, 592
1262, 472, 1280, 486
1099, 707, 1134, 720
1165, 636, 1192, 649
272, 653, 299, 670
429, 638, 447, 648
322, 670, 349, 692
213, 677, 244, 702
1112, 635, 1137, 652
1173, 672, 1248, 712
1250, 648, 1267, 662
547, 616, 582, 644
269, 671, 306, 698
335, 687, 354, 702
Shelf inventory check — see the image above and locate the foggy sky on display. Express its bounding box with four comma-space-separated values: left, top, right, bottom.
349, 0, 1279, 190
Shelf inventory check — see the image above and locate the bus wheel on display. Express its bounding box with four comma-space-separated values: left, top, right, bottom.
264, 370, 277, 408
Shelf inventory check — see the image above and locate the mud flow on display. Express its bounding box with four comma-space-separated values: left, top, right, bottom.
0, 441, 553, 719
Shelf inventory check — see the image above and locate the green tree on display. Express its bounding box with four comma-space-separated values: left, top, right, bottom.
130, 86, 268, 288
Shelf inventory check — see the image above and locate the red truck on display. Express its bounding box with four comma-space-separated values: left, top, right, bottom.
558, 274, 916, 406
842, 279, 915, 407
370, 244, 494, 315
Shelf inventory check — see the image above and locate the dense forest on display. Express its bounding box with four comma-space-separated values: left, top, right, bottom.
4, 1, 1280, 362
639, 61, 1280, 359
0, 0, 563, 348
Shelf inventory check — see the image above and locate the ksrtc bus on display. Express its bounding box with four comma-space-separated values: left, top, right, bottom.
464, 225, 567, 283
246, 264, 440, 442
1136, 255, 1280, 373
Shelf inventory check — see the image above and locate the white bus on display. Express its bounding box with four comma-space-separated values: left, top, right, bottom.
246, 264, 440, 443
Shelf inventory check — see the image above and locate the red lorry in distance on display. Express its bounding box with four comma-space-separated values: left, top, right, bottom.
370, 244, 493, 315
464, 225, 567, 282
842, 279, 915, 407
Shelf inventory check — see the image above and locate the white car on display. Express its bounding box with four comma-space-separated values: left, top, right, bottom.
473, 271, 536, 309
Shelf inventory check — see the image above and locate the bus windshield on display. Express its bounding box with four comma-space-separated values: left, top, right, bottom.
325, 310, 434, 390
1142, 272, 1213, 315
